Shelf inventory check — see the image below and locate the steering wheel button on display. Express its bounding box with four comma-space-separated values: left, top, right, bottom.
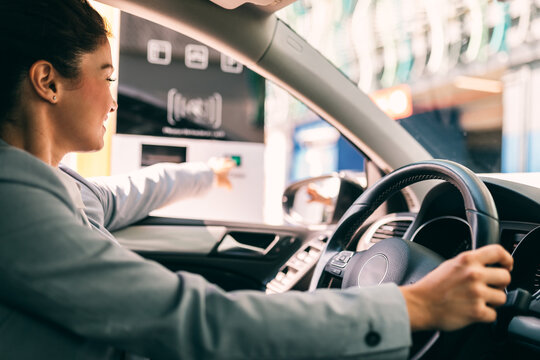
364, 331, 381, 347
337, 251, 354, 262
330, 260, 347, 268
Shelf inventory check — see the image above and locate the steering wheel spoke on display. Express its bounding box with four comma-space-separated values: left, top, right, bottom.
337, 237, 445, 289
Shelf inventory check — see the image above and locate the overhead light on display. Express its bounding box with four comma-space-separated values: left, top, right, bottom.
454, 76, 503, 93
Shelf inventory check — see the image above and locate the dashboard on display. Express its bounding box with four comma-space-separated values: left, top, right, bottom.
127, 174, 540, 354
272, 175, 540, 298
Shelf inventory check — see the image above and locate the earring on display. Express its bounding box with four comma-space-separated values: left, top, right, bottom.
52, 96, 57, 101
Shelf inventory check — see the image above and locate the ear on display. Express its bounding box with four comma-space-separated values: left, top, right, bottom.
28, 60, 59, 104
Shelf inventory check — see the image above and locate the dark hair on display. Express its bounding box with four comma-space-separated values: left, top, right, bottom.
0, 0, 110, 122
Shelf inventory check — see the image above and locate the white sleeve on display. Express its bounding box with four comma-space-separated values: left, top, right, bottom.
87, 162, 214, 231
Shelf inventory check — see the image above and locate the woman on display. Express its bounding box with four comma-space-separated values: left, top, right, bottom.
0, 1, 513, 359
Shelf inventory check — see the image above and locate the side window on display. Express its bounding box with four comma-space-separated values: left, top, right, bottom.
264, 83, 366, 225
101, 10, 366, 225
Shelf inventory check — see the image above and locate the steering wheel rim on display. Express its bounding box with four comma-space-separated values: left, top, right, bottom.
308, 159, 500, 359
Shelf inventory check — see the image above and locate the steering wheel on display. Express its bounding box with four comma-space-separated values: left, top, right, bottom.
308, 159, 499, 359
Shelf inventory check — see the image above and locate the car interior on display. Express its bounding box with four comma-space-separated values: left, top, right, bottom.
98, 0, 540, 359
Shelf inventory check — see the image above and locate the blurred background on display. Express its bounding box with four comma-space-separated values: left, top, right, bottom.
75, 0, 540, 224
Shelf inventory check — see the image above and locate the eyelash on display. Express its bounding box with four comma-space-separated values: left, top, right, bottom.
106, 77, 117, 83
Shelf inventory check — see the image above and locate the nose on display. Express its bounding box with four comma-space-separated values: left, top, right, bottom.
110, 97, 118, 113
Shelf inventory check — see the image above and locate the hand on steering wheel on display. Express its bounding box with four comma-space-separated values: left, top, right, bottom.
308, 159, 513, 358
401, 244, 512, 332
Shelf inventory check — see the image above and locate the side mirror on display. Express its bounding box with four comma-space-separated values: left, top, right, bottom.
282, 172, 365, 226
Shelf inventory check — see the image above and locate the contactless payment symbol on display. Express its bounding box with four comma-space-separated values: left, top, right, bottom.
167, 89, 222, 129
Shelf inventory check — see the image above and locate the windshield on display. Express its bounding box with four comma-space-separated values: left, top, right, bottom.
277, 0, 537, 174
76, 0, 539, 224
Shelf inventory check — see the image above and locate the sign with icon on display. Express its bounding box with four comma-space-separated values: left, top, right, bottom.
113, 12, 266, 223
116, 12, 265, 143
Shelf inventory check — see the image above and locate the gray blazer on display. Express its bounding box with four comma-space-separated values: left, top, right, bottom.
0, 140, 411, 359
59, 161, 215, 243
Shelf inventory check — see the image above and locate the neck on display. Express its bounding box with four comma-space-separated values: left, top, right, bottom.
1, 104, 67, 167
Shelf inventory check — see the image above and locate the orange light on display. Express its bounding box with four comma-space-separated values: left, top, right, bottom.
370, 84, 413, 120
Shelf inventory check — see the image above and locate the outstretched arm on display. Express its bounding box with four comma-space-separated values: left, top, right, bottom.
65, 162, 214, 231
78, 158, 236, 231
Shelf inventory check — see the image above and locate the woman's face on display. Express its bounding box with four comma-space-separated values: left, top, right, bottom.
53, 40, 118, 153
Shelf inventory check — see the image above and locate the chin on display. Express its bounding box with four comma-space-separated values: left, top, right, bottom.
78, 138, 105, 153
92, 131, 106, 151
93, 140, 106, 152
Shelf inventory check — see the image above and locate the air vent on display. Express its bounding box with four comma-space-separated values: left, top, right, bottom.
357, 214, 415, 251
371, 220, 412, 243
